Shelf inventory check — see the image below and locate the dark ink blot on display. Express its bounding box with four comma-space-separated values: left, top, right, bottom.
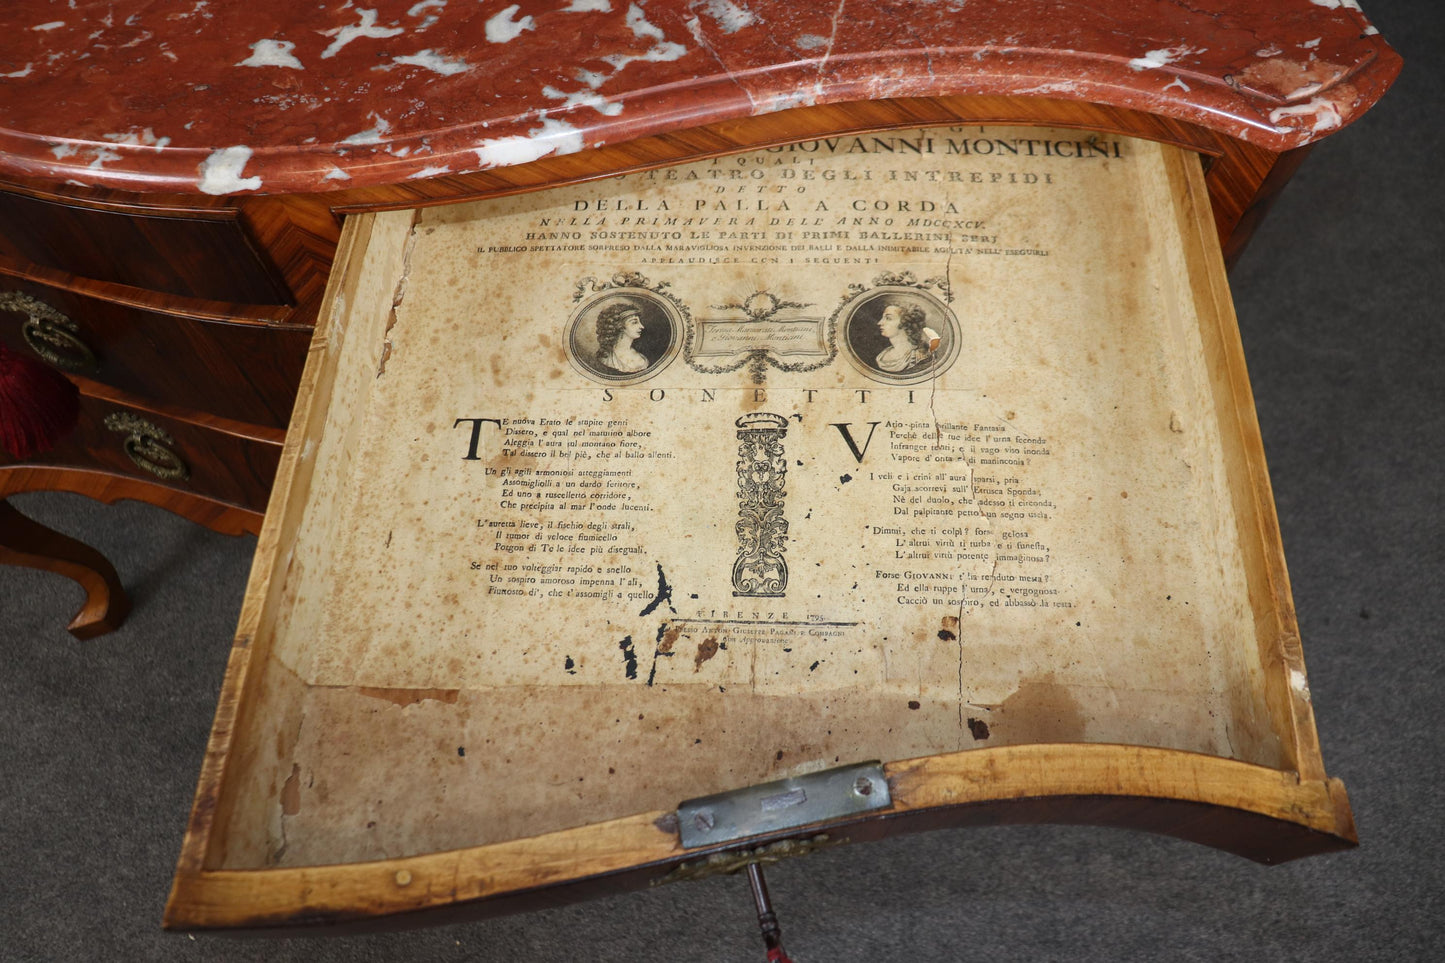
907, 700, 921, 710
618, 636, 638, 680
967, 718, 991, 740
839, 473, 853, 484
809, 660, 820, 672
564, 655, 576, 674
638, 562, 676, 617
938, 629, 956, 641
457, 747, 466, 757
775, 750, 785, 761
690, 593, 699, 600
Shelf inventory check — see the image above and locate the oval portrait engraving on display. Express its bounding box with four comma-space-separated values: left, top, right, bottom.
837, 286, 960, 385
567, 288, 683, 385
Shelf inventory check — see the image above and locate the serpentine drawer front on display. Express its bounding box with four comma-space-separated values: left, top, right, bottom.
0, 187, 293, 305
0, 278, 310, 429
166, 128, 1354, 931
3, 391, 284, 514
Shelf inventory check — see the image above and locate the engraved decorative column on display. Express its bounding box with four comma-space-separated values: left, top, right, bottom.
732, 412, 790, 597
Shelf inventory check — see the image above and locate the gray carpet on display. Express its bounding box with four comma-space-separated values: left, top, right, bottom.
3, 2, 1441, 958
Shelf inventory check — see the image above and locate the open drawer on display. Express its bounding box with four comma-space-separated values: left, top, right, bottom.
166, 126, 1352, 931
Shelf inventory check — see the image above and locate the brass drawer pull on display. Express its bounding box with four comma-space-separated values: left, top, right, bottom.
103, 411, 190, 482
1, 290, 99, 374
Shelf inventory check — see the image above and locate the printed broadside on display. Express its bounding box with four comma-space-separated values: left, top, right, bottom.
276, 129, 1281, 859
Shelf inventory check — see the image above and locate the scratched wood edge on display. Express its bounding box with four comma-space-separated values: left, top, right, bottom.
1160, 147, 1330, 784
162, 744, 1353, 931
165, 211, 407, 895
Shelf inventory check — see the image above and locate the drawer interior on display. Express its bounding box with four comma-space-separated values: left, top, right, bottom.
198, 127, 1319, 872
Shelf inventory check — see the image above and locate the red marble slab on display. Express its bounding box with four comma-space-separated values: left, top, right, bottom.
0, 0, 1400, 195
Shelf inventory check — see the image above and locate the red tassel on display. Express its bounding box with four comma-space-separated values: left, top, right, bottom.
767, 948, 795, 963
0, 345, 80, 459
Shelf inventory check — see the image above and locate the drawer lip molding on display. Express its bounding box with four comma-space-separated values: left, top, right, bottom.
0, 1, 1401, 195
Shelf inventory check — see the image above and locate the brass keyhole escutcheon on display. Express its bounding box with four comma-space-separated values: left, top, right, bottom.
103, 412, 190, 482
2, 290, 99, 374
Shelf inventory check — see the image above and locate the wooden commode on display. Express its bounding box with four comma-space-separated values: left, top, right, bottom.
0, 0, 1400, 935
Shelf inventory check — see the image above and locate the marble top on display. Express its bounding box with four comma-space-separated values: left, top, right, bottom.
0, 0, 1400, 195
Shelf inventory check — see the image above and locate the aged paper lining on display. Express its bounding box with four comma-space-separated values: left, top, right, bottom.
251, 130, 1281, 864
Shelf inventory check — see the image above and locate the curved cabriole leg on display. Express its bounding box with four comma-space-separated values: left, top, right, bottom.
0, 499, 131, 638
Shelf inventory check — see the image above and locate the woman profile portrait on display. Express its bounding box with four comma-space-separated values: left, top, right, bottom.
875, 302, 939, 373
566, 285, 681, 384
837, 284, 959, 385
594, 300, 650, 374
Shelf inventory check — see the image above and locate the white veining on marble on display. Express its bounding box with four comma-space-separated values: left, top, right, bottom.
33, 21, 66, 31
239, 38, 304, 69
1163, 76, 1191, 93
407, 0, 445, 14
1128, 45, 1202, 72
625, 2, 665, 40
343, 114, 393, 145
1270, 96, 1343, 133
49, 142, 77, 159
321, 8, 405, 59
794, 34, 827, 50
694, 0, 757, 33
324, 165, 351, 180
1309, 0, 1362, 10
817, 0, 846, 76
756, 88, 818, 111
103, 127, 171, 149
407, 165, 451, 178
1013, 80, 1084, 97
564, 0, 613, 10
485, 5, 535, 43
86, 147, 122, 169
1301, 37, 1322, 49
3, 64, 34, 78
198, 145, 262, 194
393, 49, 469, 75
542, 85, 624, 116
575, 67, 609, 88
472, 116, 584, 168
1255, 45, 1284, 57
601, 4, 687, 71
